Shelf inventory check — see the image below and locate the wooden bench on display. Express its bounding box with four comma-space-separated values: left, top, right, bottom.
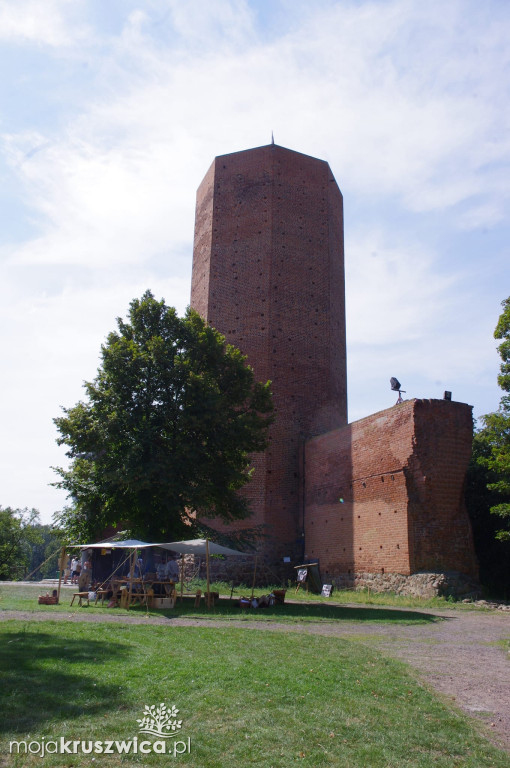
71, 592, 90, 606
94, 589, 109, 605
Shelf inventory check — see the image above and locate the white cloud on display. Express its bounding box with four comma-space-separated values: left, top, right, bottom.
2, 128, 198, 267
0, 0, 90, 47
4, 0, 510, 271
343, 228, 500, 422
345, 232, 456, 347
268, 0, 510, 221
457, 202, 505, 231
163, 0, 256, 49
1, 0, 509, 520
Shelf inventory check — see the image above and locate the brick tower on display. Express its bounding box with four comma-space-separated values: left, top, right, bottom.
191, 143, 347, 562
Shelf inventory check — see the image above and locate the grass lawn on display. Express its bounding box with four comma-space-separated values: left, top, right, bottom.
1, 619, 508, 768
0, 583, 445, 625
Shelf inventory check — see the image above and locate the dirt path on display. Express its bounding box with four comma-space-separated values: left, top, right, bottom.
1, 606, 509, 752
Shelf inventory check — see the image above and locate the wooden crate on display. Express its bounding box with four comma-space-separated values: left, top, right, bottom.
151, 596, 175, 610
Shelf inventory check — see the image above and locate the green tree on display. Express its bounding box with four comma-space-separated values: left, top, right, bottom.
0, 507, 43, 580
28, 524, 65, 579
53, 291, 273, 542
476, 297, 510, 541
465, 430, 510, 596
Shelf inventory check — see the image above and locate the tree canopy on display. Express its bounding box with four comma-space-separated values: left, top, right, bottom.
474, 297, 510, 542
0, 507, 42, 580
53, 291, 273, 542
465, 432, 510, 596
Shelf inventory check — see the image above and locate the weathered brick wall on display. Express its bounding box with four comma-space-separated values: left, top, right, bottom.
189, 144, 478, 588
406, 399, 477, 574
191, 144, 347, 559
304, 399, 478, 581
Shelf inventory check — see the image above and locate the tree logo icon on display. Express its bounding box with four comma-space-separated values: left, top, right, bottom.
137, 703, 183, 738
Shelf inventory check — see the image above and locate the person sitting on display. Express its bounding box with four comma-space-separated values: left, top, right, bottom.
78, 568, 90, 592
165, 557, 180, 583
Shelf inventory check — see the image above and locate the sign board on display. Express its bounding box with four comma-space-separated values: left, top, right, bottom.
321, 584, 333, 597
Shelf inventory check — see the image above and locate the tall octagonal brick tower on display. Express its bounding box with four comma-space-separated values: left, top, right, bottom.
191, 143, 347, 563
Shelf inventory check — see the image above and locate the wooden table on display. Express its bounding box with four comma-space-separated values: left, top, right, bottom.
145, 580, 177, 609
110, 578, 177, 609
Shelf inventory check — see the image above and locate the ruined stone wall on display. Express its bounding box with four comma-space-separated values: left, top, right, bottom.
304, 399, 478, 585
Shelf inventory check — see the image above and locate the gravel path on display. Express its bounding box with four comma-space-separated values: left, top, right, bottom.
1, 606, 509, 752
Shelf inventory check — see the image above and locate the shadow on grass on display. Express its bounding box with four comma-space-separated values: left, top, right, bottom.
146, 599, 442, 624
0, 628, 130, 734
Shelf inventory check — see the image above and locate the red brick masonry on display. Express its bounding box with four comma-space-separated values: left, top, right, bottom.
192, 144, 347, 558
191, 144, 479, 587
304, 398, 478, 580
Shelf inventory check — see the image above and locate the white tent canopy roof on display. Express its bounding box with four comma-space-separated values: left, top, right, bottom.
78, 539, 153, 549
78, 537, 248, 556
156, 538, 248, 557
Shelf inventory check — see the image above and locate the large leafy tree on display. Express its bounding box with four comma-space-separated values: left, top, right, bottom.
28, 524, 65, 579
465, 297, 510, 596
53, 291, 273, 542
470, 297, 510, 545
0, 507, 42, 580
465, 431, 510, 596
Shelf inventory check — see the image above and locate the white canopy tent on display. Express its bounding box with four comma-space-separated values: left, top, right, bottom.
76, 537, 251, 608
156, 538, 253, 605
77, 537, 247, 556
156, 538, 247, 557
78, 539, 154, 549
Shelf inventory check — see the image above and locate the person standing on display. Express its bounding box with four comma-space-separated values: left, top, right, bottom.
70, 556, 79, 584
64, 555, 71, 584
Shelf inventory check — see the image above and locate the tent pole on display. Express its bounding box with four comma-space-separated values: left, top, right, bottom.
251, 555, 258, 598
56, 546, 66, 604
180, 554, 184, 603
127, 549, 136, 610
206, 538, 211, 609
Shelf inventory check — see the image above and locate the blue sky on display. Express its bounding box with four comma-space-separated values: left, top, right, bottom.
1, 0, 509, 524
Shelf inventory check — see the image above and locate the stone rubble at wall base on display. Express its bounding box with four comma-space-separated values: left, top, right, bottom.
331, 570, 482, 599
462, 599, 510, 611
